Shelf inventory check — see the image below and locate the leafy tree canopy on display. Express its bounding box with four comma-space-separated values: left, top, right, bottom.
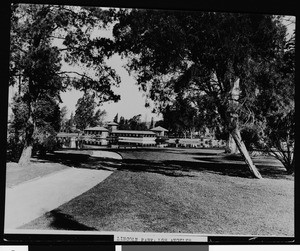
10, 3, 121, 103
9, 4, 122, 164
112, 10, 287, 121
74, 92, 107, 130
111, 9, 293, 177
118, 114, 148, 131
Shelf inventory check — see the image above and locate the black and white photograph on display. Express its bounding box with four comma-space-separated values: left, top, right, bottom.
4, 2, 295, 240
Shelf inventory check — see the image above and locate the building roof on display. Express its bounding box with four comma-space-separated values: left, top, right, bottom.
150, 126, 168, 132
111, 130, 156, 135
84, 126, 109, 131
107, 121, 119, 126
57, 132, 80, 137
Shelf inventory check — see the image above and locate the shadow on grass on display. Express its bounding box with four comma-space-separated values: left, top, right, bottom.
120, 158, 255, 178
192, 155, 291, 180
120, 156, 291, 180
165, 151, 223, 156
45, 209, 97, 231
37, 152, 121, 172
36, 150, 292, 180
121, 159, 196, 178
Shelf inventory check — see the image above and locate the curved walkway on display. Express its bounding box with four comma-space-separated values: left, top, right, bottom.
5, 150, 121, 231
90, 150, 122, 160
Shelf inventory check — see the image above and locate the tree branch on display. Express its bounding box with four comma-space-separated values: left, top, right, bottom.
57, 71, 94, 81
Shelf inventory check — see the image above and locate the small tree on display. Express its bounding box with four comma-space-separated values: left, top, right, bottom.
113, 113, 119, 123
59, 106, 68, 132
74, 93, 96, 130
63, 112, 75, 133
251, 31, 295, 173
8, 93, 61, 159
128, 114, 148, 130
74, 92, 107, 130
118, 116, 130, 130
149, 117, 154, 129
90, 109, 107, 127
118, 115, 148, 130
264, 110, 294, 173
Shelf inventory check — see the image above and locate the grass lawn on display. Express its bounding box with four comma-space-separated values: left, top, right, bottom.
20, 148, 294, 237
6, 158, 70, 188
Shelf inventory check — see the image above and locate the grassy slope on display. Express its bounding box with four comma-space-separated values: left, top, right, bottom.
6, 159, 70, 188
20, 148, 294, 236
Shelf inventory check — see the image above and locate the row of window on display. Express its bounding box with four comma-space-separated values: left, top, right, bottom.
84, 131, 107, 135
83, 140, 103, 145
110, 133, 156, 138
84, 131, 158, 138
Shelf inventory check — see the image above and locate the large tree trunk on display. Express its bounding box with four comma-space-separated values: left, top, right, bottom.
18, 120, 34, 166
289, 147, 295, 174
231, 128, 262, 179
18, 144, 33, 166
284, 141, 295, 174
225, 133, 239, 154
226, 78, 263, 179
18, 99, 35, 167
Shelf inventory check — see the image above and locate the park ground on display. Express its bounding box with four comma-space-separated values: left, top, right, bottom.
6, 147, 294, 237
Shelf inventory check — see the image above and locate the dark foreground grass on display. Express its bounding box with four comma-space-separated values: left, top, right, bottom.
21, 148, 294, 237
6, 159, 70, 187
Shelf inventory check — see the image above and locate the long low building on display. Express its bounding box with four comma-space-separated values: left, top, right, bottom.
57, 123, 162, 148
109, 130, 157, 146
167, 137, 226, 148
56, 122, 226, 149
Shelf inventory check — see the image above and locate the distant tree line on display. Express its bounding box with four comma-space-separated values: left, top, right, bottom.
117, 114, 148, 131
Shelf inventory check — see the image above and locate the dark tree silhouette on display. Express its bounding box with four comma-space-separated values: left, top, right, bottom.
111, 10, 290, 178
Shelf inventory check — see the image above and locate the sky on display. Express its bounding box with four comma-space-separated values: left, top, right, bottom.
58, 21, 162, 123
59, 54, 162, 122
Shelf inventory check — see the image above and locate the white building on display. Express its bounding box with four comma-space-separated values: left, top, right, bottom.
106, 121, 118, 131
109, 130, 156, 146
83, 126, 109, 146
150, 126, 168, 137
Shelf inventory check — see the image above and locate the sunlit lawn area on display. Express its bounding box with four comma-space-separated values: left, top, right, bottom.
19, 148, 294, 236
6, 159, 70, 188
